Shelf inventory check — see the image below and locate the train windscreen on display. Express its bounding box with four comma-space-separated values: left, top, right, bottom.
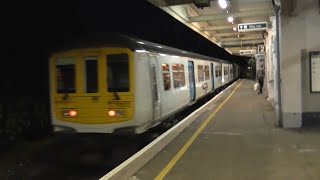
107, 54, 129, 92
56, 59, 76, 93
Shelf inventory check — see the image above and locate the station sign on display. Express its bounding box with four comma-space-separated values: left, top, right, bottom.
239, 49, 256, 55
258, 45, 266, 54
238, 22, 268, 32
310, 51, 320, 93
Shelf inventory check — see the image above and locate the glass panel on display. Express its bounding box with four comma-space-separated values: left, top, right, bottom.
56, 58, 76, 93
205, 65, 210, 80
107, 54, 129, 92
162, 64, 171, 90
173, 64, 185, 88
198, 65, 204, 82
85, 58, 98, 93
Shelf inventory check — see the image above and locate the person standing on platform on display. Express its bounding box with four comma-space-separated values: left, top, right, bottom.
256, 65, 265, 95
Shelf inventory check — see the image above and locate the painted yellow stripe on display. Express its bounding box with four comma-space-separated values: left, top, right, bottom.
155, 80, 243, 180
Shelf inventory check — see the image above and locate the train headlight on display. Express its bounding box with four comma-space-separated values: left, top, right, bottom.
63, 110, 78, 117
107, 109, 125, 117
108, 110, 116, 117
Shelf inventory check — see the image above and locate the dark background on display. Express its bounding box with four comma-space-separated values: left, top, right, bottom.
1, 0, 248, 140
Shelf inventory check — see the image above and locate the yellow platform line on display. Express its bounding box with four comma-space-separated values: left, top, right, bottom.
155, 80, 243, 180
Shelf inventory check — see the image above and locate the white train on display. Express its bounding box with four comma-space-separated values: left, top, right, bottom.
49, 34, 239, 134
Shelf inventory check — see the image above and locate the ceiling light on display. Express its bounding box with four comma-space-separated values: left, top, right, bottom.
135, 50, 148, 53
218, 0, 227, 9
228, 17, 234, 23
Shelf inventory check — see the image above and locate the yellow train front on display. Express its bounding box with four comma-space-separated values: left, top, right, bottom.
50, 46, 139, 134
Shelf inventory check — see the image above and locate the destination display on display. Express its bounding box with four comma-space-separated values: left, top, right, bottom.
310, 51, 320, 93
238, 22, 267, 32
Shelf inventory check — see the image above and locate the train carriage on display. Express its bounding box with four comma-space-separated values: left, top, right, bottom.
49, 34, 238, 134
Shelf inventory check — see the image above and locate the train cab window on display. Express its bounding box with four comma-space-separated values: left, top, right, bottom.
204, 65, 210, 80
107, 54, 129, 92
85, 58, 98, 93
198, 65, 204, 82
172, 64, 185, 88
162, 64, 171, 90
56, 58, 76, 93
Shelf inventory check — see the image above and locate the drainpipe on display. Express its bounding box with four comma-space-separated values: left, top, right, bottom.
272, 0, 283, 127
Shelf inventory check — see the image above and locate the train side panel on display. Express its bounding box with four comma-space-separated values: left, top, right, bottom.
193, 59, 212, 100
131, 52, 154, 133
157, 55, 190, 120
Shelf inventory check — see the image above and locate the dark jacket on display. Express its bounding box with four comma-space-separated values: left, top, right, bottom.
257, 68, 265, 80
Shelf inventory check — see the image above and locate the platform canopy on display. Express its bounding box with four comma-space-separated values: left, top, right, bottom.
148, 0, 274, 56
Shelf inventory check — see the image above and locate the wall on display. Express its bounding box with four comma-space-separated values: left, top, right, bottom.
280, 0, 320, 127
265, 17, 275, 107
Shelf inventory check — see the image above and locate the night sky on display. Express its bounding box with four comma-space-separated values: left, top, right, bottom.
3, 0, 248, 101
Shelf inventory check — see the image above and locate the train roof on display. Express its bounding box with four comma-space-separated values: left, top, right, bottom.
57, 33, 231, 64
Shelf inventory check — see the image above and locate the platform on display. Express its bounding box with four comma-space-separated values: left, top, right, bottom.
102, 79, 320, 180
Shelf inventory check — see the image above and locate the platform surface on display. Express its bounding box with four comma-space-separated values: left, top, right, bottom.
133, 79, 320, 180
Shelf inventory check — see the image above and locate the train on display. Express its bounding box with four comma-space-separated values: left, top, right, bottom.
49, 34, 239, 135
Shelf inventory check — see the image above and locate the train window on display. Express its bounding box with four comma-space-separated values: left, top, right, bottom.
85, 58, 98, 93
162, 64, 171, 90
172, 64, 185, 88
198, 65, 204, 82
56, 58, 76, 93
204, 65, 210, 80
107, 54, 129, 92
215, 67, 219, 78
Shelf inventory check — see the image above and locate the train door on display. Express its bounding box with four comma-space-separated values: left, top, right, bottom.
210, 63, 215, 91
188, 61, 196, 101
222, 64, 225, 85
149, 56, 161, 121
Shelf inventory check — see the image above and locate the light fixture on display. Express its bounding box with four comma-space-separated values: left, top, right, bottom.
228, 17, 234, 23
218, 0, 227, 9
135, 50, 148, 53
233, 27, 237, 31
